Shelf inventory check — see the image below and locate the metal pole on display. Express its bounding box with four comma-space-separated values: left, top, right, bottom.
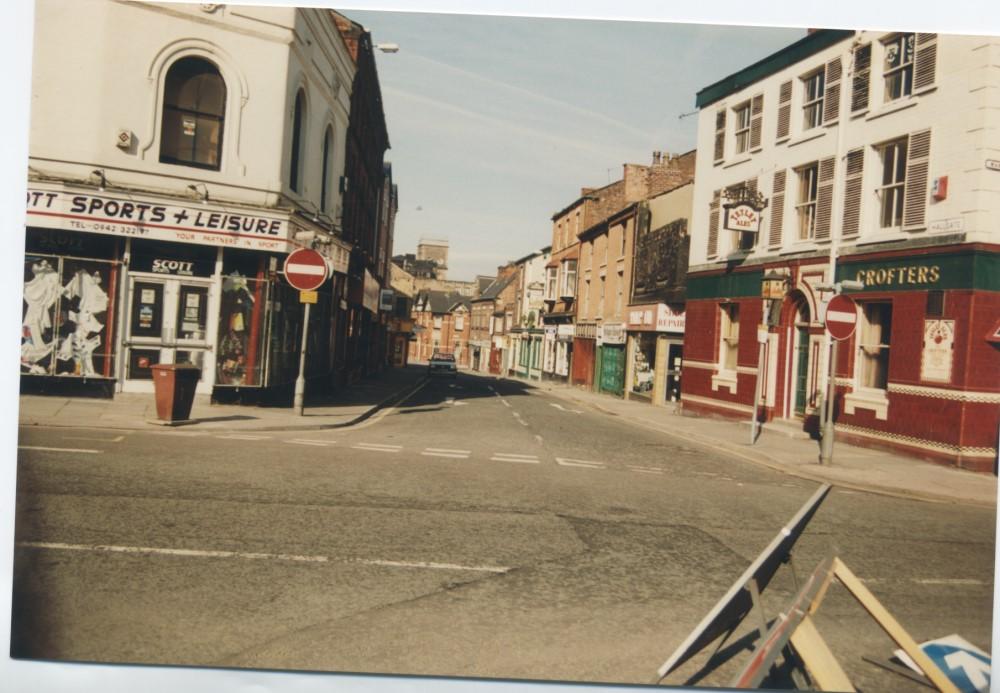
294, 300, 311, 415
750, 337, 766, 445
818, 336, 838, 464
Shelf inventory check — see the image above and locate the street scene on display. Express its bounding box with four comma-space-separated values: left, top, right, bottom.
7, 1, 999, 692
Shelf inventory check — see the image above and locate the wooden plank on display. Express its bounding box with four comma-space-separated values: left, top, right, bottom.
790, 614, 855, 692
832, 558, 960, 693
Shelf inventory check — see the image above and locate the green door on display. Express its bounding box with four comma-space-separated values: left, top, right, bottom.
599, 344, 625, 396
794, 326, 809, 416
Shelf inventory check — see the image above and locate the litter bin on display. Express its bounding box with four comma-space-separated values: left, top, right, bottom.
151, 363, 201, 423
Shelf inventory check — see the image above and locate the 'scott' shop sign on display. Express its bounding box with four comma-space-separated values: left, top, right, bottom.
26, 185, 293, 252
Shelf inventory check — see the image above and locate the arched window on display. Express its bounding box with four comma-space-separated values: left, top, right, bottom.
159, 57, 226, 170
321, 125, 334, 212
289, 90, 306, 193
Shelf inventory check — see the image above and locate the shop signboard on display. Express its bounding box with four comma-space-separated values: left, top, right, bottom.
556, 323, 575, 342
600, 322, 626, 345
26, 183, 293, 253
362, 269, 380, 313
627, 304, 686, 333
921, 319, 955, 382
656, 304, 686, 333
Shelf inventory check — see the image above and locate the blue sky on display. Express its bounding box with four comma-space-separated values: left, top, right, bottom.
351, 11, 802, 279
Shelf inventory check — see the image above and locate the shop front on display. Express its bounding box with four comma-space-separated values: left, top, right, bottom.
596, 322, 626, 396
23, 181, 344, 398
625, 303, 686, 405
571, 322, 596, 388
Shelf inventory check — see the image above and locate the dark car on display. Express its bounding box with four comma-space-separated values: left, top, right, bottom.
428, 352, 458, 378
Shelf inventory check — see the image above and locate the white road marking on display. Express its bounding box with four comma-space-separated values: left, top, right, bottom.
501, 399, 511, 408
492, 453, 539, 464
421, 451, 469, 459
290, 439, 333, 446
628, 465, 665, 475
146, 430, 209, 437
517, 420, 529, 426
425, 448, 471, 454
549, 403, 582, 414
18, 445, 100, 454
63, 435, 125, 443
914, 578, 990, 586
17, 541, 510, 574
217, 434, 271, 441
445, 397, 455, 404
534, 434, 544, 444
556, 457, 605, 469
453, 401, 468, 406
352, 443, 402, 453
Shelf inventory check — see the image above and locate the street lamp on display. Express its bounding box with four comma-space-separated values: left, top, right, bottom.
750, 270, 788, 444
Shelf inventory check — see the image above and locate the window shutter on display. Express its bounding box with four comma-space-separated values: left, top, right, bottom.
814, 157, 836, 240
769, 169, 786, 247
851, 43, 871, 113
842, 148, 864, 238
707, 189, 720, 257
823, 58, 842, 124
750, 94, 764, 149
776, 80, 792, 141
903, 129, 931, 230
914, 34, 937, 92
713, 110, 726, 164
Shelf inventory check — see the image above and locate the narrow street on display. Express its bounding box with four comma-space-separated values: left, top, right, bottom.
12, 371, 995, 689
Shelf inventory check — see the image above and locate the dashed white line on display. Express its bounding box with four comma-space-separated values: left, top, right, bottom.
352, 443, 402, 453
17, 541, 510, 574
290, 439, 333, 447
421, 451, 470, 459
556, 457, 606, 469
501, 399, 511, 408
425, 448, 471, 454
63, 435, 125, 443
491, 453, 539, 464
534, 434, 544, 444
18, 445, 100, 454
628, 465, 665, 475
217, 434, 271, 441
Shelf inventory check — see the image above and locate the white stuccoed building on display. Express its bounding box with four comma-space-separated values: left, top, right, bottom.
23, 1, 356, 396
682, 29, 1000, 471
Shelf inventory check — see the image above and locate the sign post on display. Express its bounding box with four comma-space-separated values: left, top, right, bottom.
283, 248, 330, 415
820, 292, 859, 464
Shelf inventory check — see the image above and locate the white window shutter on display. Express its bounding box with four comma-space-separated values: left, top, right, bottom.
769, 169, 786, 248
902, 129, 931, 230
814, 157, 836, 240
707, 190, 721, 257
713, 109, 726, 164
776, 80, 792, 141
750, 94, 764, 149
841, 148, 864, 238
823, 57, 842, 124
914, 34, 938, 92
851, 43, 871, 113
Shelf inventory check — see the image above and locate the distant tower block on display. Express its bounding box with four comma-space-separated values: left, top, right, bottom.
417, 238, 449, 280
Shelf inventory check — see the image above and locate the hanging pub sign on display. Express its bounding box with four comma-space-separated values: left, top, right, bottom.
722, 188, 768, 234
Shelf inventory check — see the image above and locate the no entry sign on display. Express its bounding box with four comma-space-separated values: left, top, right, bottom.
825, 294, 858, 341
283, 248, 329, 291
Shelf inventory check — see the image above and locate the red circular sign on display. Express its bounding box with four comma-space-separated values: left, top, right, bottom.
825, 294, 859, 341
283, 248, 329, 291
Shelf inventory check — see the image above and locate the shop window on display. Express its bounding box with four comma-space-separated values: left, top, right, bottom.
883, 33, 915, 102
858, 302, 892, 390
719, 303, 739, 372
733, 102, 751, 155
631, 333, 657, 396
802, 69, 825, 131
160, 57, 226, 170
289, 89, 306, 193
795, 163, 819, 240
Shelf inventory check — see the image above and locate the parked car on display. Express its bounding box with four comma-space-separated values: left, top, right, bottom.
428, 352, 458, 378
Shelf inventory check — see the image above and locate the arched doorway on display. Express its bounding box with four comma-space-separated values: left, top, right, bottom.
790, 299, 811, 417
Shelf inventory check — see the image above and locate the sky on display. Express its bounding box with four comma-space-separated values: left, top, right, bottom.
1, 2, 999, 693
352, 12, 802, 279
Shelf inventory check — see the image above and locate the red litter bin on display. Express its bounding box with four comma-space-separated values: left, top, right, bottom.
151, 363, 202, 423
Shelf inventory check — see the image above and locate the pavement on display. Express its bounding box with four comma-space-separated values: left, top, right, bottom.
16, 364, 997, 508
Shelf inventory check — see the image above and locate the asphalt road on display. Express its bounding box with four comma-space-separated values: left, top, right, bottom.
11, 371, 996, 690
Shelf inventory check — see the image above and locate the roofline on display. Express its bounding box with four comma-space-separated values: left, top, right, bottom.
695, 29, 855, 109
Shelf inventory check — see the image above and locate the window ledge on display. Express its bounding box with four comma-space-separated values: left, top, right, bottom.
723, 155, 752, 169
865, 97, 919, 121
844, 390, 889, 420
712, 371, 738, 394
776, 136, 791, 146
787, 130, 826, 147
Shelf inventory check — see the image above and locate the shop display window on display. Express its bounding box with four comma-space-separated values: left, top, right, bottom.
632, 333, 657, 396
22, 253, 118, 378
216, 271, 266, 387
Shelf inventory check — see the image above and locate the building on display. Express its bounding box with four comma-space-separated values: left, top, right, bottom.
22, 2, 358, 400
542, 197, 586, 382
391, 240, 480, 297
682, 29, 999, 471
409, 290, 470, 365
508, 247, 551, 381
416, 238, 450, 280
625, 178, 694, 406
470, 270, 518, 374
332, 11, 392, 384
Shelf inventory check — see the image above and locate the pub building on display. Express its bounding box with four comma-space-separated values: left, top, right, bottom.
682, 29, 999, 471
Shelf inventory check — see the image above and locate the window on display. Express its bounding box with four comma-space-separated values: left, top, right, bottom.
858, 303, 892, 389
883, 33, 915, 102
616, 270, 624, 317
795, 164, 819, 240
720, 303, 739, 371
321, 126, 334, 212
433, 316, 442, 329
159, 57, 226, 169
455, 314, 465, 331
802, 70, 825, 130
289, 90, 306, 193
545, 267, 558, 300
878, 139, 907, 228
734, 102, 751, 154
561, 260, 577, 298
